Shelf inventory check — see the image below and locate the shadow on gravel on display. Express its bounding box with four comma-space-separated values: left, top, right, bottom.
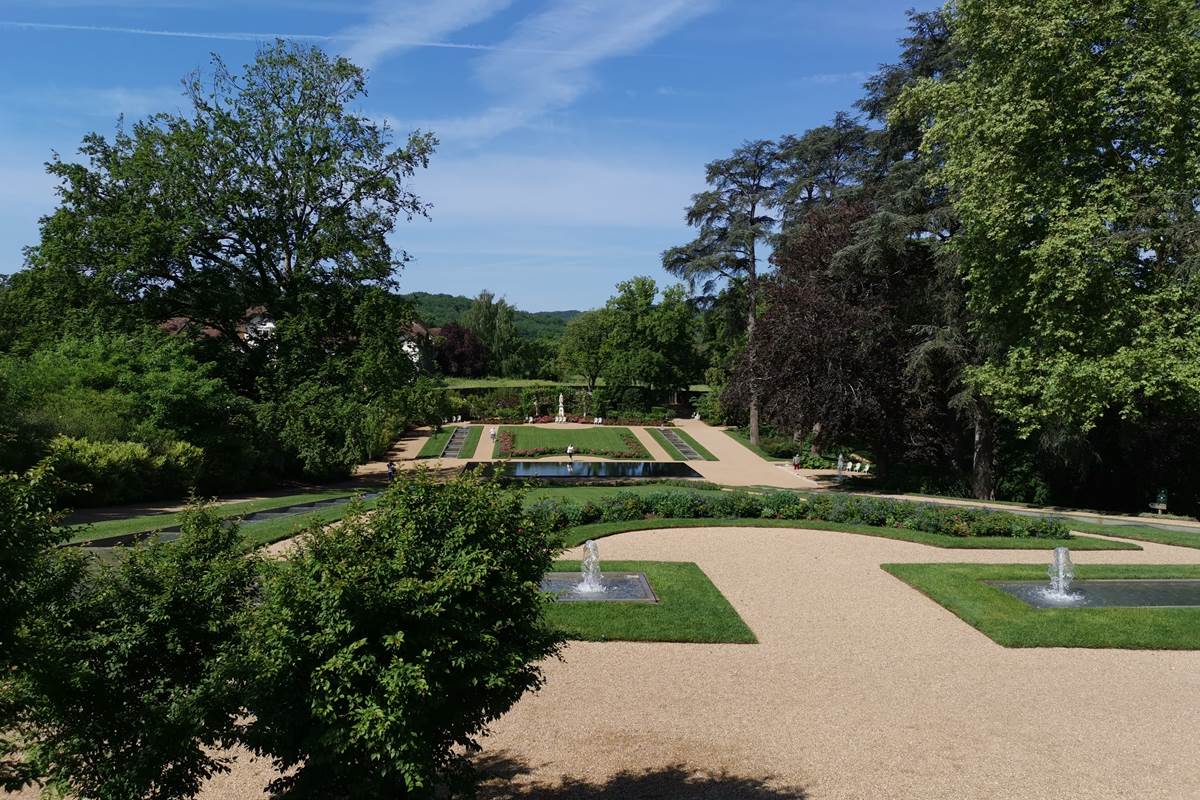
476, 752, 809, 799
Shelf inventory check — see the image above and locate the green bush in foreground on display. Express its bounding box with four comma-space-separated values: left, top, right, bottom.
526, 489, 1069, 539
241, 471, 563, 799
4, 506, 258, 800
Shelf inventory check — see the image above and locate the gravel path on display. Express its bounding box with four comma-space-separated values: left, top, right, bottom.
9, 525, 1199, 799
476, 527, 1200, 799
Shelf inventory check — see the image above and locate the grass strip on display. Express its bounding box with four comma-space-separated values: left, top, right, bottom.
238, 496, 382, 549
647, 428, 685, 461
883, 562, 1200, 649
558, 518, 1138, 550
525, 485, 728, 503
1065, 520, 1200, 550
722, 428, 787, 461
417, 428, 454, 458
545, 560, 756, 643
65, 490, 356, 544
669, 428, 718, 461
457, 425, 483, 459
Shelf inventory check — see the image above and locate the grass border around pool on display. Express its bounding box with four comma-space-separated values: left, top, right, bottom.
559, 518, 1139, 550
545, 559, 756, 643
883, 562, 1200, 649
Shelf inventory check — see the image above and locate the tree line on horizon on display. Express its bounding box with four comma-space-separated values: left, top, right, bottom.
666, 1, 1200, 515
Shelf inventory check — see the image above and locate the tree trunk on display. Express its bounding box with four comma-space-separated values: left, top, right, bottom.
810, 422, 822, 456
972, 400, 997, 500
747, 241, 760, 445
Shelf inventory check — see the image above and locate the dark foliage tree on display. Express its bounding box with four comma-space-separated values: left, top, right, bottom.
435, 321, 489, 378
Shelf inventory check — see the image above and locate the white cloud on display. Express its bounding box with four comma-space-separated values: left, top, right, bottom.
424, 0, 719, 142
338, 0, 513, 68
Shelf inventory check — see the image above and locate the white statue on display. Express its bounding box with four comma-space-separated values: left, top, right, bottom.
555, 392, 566, 423
836, 453, 845, 481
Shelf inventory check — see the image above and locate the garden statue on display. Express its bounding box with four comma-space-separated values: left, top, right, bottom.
555, 392, 567, 423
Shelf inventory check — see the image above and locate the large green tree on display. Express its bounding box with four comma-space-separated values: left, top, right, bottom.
26, 40, 435, 350
663, 140, 782, 444
912, 0, 1200, 441
556, 309, 612, 391
600, 277, 699, 396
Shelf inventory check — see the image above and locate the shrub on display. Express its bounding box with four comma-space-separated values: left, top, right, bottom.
5, 505, 258, 800
47, 435, 203, 506
600, 491, 648, 521
241, 471, 562, 798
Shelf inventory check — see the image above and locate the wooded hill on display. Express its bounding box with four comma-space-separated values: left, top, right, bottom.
403, 292, 581, 339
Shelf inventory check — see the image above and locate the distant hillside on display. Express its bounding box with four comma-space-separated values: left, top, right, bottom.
403, 292, 582, 339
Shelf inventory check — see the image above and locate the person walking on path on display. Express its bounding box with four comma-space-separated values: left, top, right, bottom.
792, 453, 801, 472
566, 443, 575, 462
387, 460, 396, 481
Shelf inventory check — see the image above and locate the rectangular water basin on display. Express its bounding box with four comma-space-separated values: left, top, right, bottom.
469, 461, 702, 480
541, 571, 658, 603
990, 579, 1200, 608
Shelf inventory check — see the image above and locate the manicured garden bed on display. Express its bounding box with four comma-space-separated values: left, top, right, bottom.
883, 563, 1200, 649
557, 517, 1136, 550
545, 560, 756, 643
494, 426, 650, 459
527, 487, 1084, 543
457, 425, 483, 458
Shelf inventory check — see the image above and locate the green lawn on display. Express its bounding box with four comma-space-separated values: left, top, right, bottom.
496, 425, 650, 459
1065, 520, 1200, 550
558, 517, 1138, 550
65, 490, 357, 544
669, 428, 718, 461
722, 428, 787, 461
884, 562, 1200, 649
237, 496, 382, 549
647, 428, 685, 460
545, 560, 756, 643
417, 428, 454, 458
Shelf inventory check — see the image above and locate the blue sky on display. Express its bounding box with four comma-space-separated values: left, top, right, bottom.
0, 1, 918, 311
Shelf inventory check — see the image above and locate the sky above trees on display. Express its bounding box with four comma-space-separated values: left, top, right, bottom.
0, 0, 914, 310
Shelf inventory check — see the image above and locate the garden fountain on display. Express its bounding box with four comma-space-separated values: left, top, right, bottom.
539, 538, 657, 603
1046, 546, 1076, 598
577, 539, 606, 594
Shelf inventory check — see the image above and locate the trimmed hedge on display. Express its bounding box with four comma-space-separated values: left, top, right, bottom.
526, 490, 1070, 540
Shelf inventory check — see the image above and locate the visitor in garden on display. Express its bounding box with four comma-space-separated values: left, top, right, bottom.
387, 460, 395, 481
792, 453, 801, 471
566, 443, 575, 461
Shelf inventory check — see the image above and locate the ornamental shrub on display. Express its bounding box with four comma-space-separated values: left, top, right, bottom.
47, 435, 203, 506
5, 505, 258, 800
241, 471, 562, 799
600, 491, 648, 522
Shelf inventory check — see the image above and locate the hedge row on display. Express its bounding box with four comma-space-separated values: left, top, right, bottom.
526, 490, 1071, 540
